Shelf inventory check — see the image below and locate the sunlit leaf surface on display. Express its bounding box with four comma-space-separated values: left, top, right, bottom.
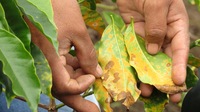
98, 18, 141, 108
124, 21, 186, 94
93, 79, 113, 112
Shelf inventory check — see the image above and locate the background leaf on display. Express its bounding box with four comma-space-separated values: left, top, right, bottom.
0, 3, 9, 30
14, 0, 58, 51
0, 29, 41, 111
102, 11, 125, 31
0, 62, 15, 107
124, 21, 186, 94
139, 89, 168, 112
186, 66, 199, 88
1, 0, 31, 51
188, 54, 200, 67
81, 6, 105, 35
98, 18, 140, 108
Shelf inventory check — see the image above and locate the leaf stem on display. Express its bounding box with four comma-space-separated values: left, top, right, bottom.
96, 3, 117, 10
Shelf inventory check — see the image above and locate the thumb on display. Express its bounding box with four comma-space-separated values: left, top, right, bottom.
144, 0, 169, 54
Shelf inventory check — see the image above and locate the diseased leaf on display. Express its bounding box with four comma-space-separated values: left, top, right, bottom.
0, 29, 41, 112
93, 79, 113, 112
1, 0, 31, 51
124, 21, 186, 94
81, 6, 105, 35
188, 54, 200, 67
186, 66, 199, 88
31, 43, 52, 97
98, 17, 141, 108
140, 89, 168, 112
80, 0, 96, 10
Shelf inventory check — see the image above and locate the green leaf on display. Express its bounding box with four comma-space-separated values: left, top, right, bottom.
14, 0, 58, 52
0, 3, 10, 30
188, 54, 200, 67
124, 21, 186, 94
190, 39, 200, 49
140, 89, 168, 112
1, 0, 31, 51
98, 17, 141, 108
93, 79, 113, 112
31, 43, 52, 97
111, 0, 116, 3
189, 0, 200, 10
0, 29, 41, 112
186, 66, 199, 88
102, 11, 125, 31
81, 6, 105, 35
0, 62, 15, 107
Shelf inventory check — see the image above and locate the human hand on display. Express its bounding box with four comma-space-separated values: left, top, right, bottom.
117, 0, 190, 102
25, 0, 102, 111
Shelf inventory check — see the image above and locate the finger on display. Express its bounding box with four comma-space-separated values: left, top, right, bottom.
171, 32, 189, 85
167, 0, 189, 86
144, 0, 169, 54
139, 83, 154, 97
72, 30, 103, 78
55, 95, 100, 112
52, 0, 102, 78
62, 54, 80, 69
169, 93, 182, 103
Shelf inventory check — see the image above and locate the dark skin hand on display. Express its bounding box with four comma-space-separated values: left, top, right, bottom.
117, 0, 190, 102
25, 0, 102, 111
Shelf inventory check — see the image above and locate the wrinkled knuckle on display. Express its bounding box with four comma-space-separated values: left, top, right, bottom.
75, 26, 88, 37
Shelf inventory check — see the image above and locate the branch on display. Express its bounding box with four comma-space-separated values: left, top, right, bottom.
15, 96, 49, 110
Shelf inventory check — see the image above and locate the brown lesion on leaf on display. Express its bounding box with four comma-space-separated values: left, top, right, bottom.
105, 61, 114, 70
144, 66, 148, 72
155, 84, 187, 94
113, 72, 120, 83
166, 63, 171, 67
102, 71, 109, 81
117, 91, 127, 100
105, 96, 112, 103
118, 91, 135, 108
130, 54, 136, 61
108, 89, 117, 98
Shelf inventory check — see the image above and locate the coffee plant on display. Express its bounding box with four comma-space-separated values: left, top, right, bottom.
0, 0, 200, 112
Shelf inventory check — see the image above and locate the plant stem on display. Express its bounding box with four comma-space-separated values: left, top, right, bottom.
96, 3, 117, 10
56, 103, 65, 110
15, 96, 49, 110
48, 98, 57, 112
82, 91, 94, 98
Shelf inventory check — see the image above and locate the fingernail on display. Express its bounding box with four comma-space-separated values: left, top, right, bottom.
147, 43, 159, 55
96, 64, 103, 77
